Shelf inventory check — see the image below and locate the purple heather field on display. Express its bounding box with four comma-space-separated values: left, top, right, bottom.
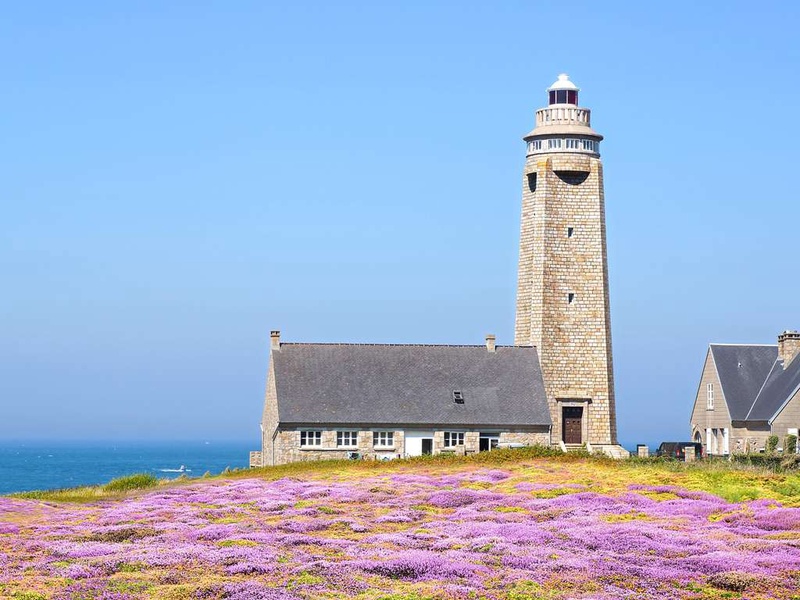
1, 457, 799, 599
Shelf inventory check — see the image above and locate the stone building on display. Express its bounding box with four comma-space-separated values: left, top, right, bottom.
514, 74, 621, 456
690, 331, 800, 455
253, 333, 551, 466
252, 74, 627, 467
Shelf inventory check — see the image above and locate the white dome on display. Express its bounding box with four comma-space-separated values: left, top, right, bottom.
547, 73, 579, 91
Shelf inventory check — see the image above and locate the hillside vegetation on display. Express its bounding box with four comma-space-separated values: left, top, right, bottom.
1, 449, 799, 599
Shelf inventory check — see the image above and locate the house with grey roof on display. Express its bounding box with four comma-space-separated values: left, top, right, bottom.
690, 331, 800, 455
252, 331, 551, 466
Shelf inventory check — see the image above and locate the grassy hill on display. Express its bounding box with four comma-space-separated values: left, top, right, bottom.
1, 449, 799, 599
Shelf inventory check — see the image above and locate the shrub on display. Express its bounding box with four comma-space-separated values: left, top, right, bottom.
103, 473, 158, 493
785, 434, 797, 455
766, 435, 779, 454
731, 454, 783, 471
85, 527, 158, 543
707, 571, 759, 592
780, 454, 800, 471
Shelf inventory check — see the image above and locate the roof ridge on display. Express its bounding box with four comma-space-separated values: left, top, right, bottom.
280, 342, 535, 348
709, 343, 777, 347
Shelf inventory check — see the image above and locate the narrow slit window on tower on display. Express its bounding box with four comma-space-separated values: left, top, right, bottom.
567, 227, 574, 238
453, 390, 464, 404
568, 293, 576, 304
527, 173, 537, 192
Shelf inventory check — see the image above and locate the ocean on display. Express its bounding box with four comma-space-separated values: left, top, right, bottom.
0, 440, 255, 495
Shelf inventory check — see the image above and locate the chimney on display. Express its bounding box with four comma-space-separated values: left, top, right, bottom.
778, 330, 800, 368
485, 334, 496, 353
270, 330, 281, 352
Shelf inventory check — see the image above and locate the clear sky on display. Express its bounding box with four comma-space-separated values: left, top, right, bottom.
2, 1, 799, 448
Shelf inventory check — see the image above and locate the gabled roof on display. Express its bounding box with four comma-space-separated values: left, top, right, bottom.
271, 343, 550, 427
747, 355, 800, 422
709, 344, 778, 420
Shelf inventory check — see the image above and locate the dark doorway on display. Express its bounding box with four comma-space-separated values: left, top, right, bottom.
562, 407, 583, 444
421, 439, 433, 455
479, 434, 499, 452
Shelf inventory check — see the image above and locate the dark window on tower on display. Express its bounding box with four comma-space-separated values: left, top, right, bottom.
549, 90, 556, 104
527, 173, 537, 192
567, 90, 577, 104
568, 293, 576, 304
555, 90, 567, 103
567, 227, 574, 238
453, 390, 464, 404
554, 170, 589, 185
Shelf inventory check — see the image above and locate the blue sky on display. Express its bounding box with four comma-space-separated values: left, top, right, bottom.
1, 2, 799, 448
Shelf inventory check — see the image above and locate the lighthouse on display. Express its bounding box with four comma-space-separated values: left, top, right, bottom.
514, 74, 622, 453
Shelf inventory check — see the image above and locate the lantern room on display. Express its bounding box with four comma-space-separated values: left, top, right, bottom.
547, 73, 579, 105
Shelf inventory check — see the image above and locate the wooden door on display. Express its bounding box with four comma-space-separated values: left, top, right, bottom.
562, 407, 583, 444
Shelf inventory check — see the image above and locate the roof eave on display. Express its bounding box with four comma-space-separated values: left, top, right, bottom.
277, 421, 551, 430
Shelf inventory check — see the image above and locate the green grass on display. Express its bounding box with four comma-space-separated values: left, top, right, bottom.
103, 473, 158, 492
12, 472, 160, 502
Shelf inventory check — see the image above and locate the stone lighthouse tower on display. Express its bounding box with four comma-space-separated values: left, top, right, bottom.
514, 74, 622, 454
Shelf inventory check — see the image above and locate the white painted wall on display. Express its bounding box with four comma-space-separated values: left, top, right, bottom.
404, 430, 434, 457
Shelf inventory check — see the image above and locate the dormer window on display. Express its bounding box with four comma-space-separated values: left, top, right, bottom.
453, 390, 464, 404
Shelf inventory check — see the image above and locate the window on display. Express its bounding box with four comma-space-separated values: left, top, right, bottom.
552, 89, 571, 104
548, 138, 562, 149
444, 432, 465, 447
567, 227, 574, 238
566, 139, 580, 149
706, 383, 714, 410
300, 430, 322, 447
453, 390, 464, 404
568, 293, 576, 304
337, 431, 358, 447
373, 431, 394, 447
532, 140, 542, 151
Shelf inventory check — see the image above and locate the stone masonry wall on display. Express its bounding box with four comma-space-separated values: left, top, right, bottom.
514, 154, 617, 445
259, 358, 279, 467
274, 429, 406, 465
731, 424, 770, 454
271, 427, 550, 466
770, 388, 800, 444
500, 431, 550, 446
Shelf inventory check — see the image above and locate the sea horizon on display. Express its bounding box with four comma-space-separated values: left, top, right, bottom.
0, 439, 258, 495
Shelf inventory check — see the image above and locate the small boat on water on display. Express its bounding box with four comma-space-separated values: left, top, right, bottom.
159, 465, 192, 473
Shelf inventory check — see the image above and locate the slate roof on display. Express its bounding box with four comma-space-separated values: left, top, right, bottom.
710, 344, 778, 420
271, 343, 551, 427
747, 354, 800, 421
